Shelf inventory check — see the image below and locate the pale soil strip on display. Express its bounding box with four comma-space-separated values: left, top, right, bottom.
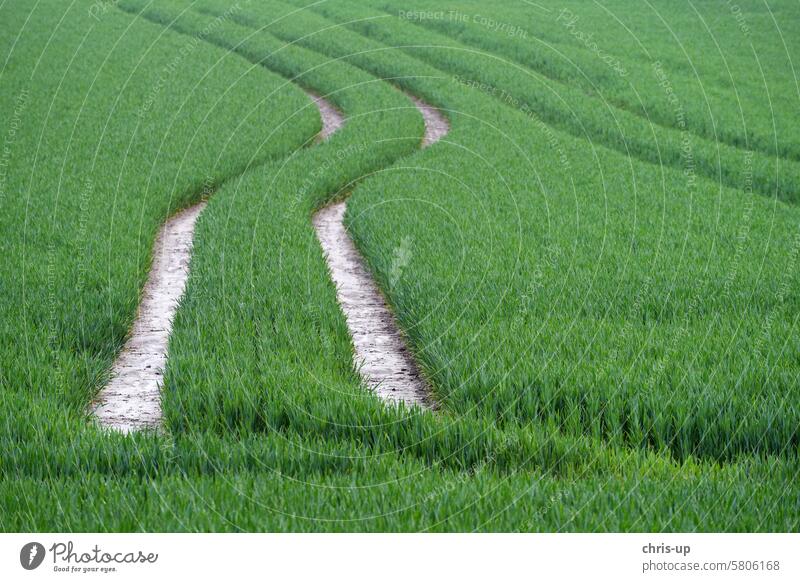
308, 91, 344, 141
92, 204, 205, 432
313, 95, 449, 409
410, 95, 450, 146
93, 91, 341, 432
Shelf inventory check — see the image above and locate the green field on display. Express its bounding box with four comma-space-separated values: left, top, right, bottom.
1, 0, 798, 531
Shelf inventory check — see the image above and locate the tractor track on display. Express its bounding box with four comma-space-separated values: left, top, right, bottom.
94, 86, 447, 431
93, 91, 341, 432
313, 95, 448, 409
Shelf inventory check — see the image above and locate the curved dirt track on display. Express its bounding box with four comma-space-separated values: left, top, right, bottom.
92, 91, 343, 433
92, 203, 206, 432
94, 90, 447, 431
313, 95, 449, 409
309, 91, 345, 141
410, 95, 450, 146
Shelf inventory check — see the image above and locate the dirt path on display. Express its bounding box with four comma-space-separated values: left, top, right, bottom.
94, 91, 447, 430
410, 95, 450, 146
93, 92, 343, 433
309, 91, 344, 141
313, 95, 449, 409
92, 203, 205, 432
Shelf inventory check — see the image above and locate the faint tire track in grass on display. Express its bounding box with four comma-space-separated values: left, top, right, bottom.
92, 90, 341, 433
313, 95, 448, 409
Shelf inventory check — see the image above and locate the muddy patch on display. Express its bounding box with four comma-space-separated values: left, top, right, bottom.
93, 91, 344, 432
313, 96, 448, 409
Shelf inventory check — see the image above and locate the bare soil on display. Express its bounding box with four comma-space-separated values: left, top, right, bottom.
94, 91, 449, 430
93, 91, 346, 432
93, 203, 205, 432
313, 95, 449, 409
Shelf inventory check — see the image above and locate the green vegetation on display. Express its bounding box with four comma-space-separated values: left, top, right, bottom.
1, 0, 798, 531
0, 0, 318, 415
302, 0, 800, 202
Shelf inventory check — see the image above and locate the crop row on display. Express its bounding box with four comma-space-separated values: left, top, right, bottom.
298, 0, 800, 203
374, 0, 800, 161
2, 0, 797, 531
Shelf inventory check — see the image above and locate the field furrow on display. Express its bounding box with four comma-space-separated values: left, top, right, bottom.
2, 0, 799, 533
298, 0, 800, 203
93, 88, 343, 432
368, 0, 800, 164
226, 0, 800, 461
313, 95, 448, 408
93, 203, 205, 432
